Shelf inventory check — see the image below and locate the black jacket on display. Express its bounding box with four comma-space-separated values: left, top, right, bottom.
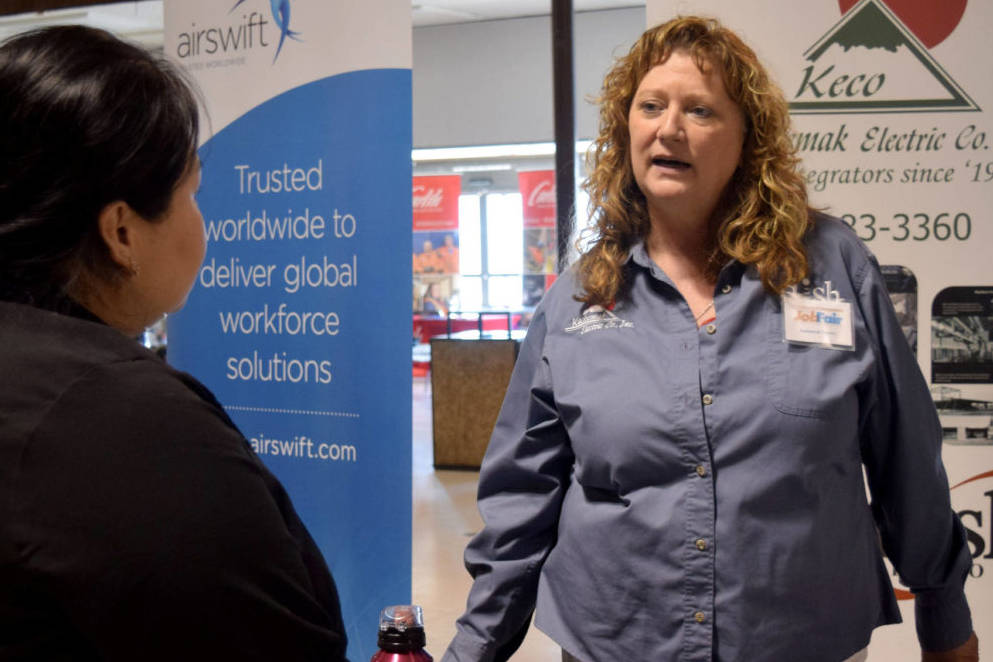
0, 302, 348, 661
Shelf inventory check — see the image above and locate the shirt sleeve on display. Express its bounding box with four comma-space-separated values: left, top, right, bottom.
11, 359, 348, 661
443, 306, 575, 662
854, 252, 973, 653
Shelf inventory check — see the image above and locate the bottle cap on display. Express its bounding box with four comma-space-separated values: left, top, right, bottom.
377, 605, 426, 652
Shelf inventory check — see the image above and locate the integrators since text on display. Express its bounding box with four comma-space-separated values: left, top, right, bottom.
801, 162, 961, 193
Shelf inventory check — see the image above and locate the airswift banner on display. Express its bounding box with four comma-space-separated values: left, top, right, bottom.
648, 0, 991, 655
164, 2, 412, 659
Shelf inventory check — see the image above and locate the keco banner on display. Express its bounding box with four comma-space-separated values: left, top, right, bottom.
164, 2, 412, 658
646, 0, 991, 655
518, 170, 557, 305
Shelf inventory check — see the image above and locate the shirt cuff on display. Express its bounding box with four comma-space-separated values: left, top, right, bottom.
914, 586, 973, 652
441, 631, 496, 662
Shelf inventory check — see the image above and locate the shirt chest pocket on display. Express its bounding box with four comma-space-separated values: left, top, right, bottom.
764, 307, 864, 419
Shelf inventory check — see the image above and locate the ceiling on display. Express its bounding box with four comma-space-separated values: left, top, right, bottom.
412, 0, 641, 26
0, 0, 644, 48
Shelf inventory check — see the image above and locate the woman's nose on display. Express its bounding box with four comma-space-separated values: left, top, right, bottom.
656, 110, 683, 142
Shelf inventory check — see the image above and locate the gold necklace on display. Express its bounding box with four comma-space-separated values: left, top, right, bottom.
694, 300, 715, 322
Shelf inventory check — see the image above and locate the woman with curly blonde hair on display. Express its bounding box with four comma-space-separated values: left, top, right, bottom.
579, 15, 809, 308
443, 16, 975, 662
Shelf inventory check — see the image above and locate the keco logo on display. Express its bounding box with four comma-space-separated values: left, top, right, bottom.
174, 0, 301, 64
892, 469, 993, 600
791, 0, 979, 114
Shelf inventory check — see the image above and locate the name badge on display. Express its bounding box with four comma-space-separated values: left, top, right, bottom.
782, 293, 854, 351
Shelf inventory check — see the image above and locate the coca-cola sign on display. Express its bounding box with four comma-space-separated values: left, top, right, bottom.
527, 180, 557, 208
519, 170, 556, 229
412, 175, 460, 231
412, 185, 444, 211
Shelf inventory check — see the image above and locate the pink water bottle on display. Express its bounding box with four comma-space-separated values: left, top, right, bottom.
370, 605, 433, 662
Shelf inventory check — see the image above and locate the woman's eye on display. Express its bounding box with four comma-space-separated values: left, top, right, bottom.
639, 101, 663, 113
690, 106, 712, 118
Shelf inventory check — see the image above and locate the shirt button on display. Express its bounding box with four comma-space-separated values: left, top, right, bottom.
694, 611, 706, 623
695, 538, 707, 551
695, 465, 707, 477
705, 323, 716, 335
702, 394, 713, 406
721, 284, 732, 294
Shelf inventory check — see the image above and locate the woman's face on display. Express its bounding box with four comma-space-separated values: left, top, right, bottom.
628, 50, 746, 225
131, 161, 206, 320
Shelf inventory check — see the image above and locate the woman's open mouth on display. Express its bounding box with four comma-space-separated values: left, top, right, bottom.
651, 156, 691, 170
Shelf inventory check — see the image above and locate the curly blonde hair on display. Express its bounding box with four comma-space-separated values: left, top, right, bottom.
577, 16, 810, 306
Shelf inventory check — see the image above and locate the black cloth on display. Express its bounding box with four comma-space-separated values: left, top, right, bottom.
0, 301, 348, 661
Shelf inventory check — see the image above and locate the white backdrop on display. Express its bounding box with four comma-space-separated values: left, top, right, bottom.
645, 0, 991, 657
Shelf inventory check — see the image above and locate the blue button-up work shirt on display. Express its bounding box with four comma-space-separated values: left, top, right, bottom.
442, 216, 972, 662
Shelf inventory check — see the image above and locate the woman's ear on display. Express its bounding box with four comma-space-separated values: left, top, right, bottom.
96, 200, 141, 275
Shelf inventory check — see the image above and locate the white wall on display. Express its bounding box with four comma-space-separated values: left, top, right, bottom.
413, 7, 646, 148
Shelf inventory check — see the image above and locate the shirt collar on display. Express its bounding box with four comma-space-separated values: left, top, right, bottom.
63, 298, 108, 326
625, 240, 654, 271
625, 240, 748, 288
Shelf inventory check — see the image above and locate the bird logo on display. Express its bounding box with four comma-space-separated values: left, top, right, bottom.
230, 0, 302, 63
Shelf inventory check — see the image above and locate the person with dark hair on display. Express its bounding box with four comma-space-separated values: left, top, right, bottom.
0, 26, 348, 660
443, 16, 977, 662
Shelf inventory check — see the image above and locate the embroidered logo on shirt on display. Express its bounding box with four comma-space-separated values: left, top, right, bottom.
564, 305, 635, 335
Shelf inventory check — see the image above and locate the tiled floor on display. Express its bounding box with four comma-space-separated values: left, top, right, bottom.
411, 376, 560, 661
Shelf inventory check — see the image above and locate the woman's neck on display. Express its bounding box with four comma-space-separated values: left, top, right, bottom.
645, 210, 717, 283
68, 279, 148, 338
644, 206, 721, 321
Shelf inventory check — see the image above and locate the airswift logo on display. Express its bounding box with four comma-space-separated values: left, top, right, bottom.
230, 0, 302, 63
790, 0, 978, 114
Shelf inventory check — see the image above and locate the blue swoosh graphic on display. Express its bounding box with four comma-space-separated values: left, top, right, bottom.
271, 0, 303, 63
228, 0, 302, 63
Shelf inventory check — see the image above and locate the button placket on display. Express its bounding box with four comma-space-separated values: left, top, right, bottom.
684, 285, 717, 657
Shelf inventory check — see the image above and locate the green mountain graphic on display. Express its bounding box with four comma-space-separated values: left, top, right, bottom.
791, 0, 978, 114
808, 1, 902, 57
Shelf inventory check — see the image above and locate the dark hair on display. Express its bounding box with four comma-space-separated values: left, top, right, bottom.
0, 25, 200, 309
